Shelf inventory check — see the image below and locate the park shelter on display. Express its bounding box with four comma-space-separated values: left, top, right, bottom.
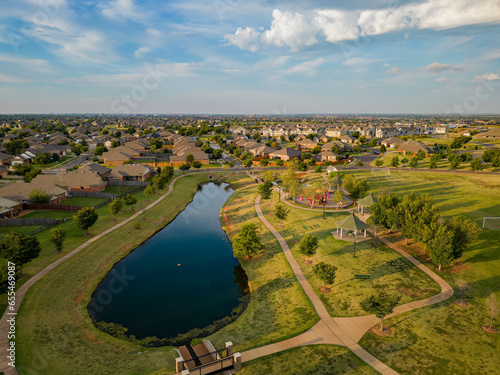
357, 192, 378, 214
335, 212, 370, 238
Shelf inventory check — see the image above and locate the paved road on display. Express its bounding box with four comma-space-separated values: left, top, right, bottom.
42, 153, 91, 174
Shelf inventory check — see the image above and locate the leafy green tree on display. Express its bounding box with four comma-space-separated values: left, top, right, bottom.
28, 189, 50, 203
185, 153, 195, 165
3, 139, 29, 155
0, 264, 21, 294
429, 159, 438, 169
315, 165, 323, 173
0, 231, 41, 273
342, 174, 370, 206
482, 148, 500, 162
108, 198, 122, 221
179, 163, 191, 173
470, 158, 484, 173
144, 184, 156, 199
73, 207, 98, 235
427, 225, 454, 271
400, 157, 408, 166
459, 152, 473, 163
313, 262, 337, 291
416, 150, 426, 161
409, 157, 419, 169
212, 148, 223, 159
379, 144, 387, 153
94, 145, 107, 156
243, 159, 253, 168
273, 201, 290, 226
374, 158, 384, 167
356, 160, 363, 167
492, 156, 500, 168
391, 155, 400, 169
298, 234, 319, 256
276, 159, 284, 166
263, 170, 278, 183
360, 291, 402, 331
123, 194, 137, 211
50, 228, 66, 253
312, 145, 322, 154
450, 136, 472, 149
52, 152, 60, 162
192, 160, 202, 170
233, 223, 262, 259
333, 189, 344, 209
259, 159, 269, 166
111, 140, 121, 148
370, 193, 402, 230
445, 215, 480, 260
258, 181, 272, 199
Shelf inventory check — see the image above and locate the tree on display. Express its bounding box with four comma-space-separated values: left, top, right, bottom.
3, 139, 29, 155
298, 234, 319, 256
486, 293, 499, 330
185, 153, 195, 165
312, 145, 322, 154
360, 291, 402, 331
457, 279, 467, 305
374, 158, 384, 167
356, 160, 363, 167
263, 170, 278, 183
482, 148, 500, 162
342, 174, 370, 206
212, 149, 223, 159
391, 155, 400, 169
259, 159, 269, 166
233, 223, 262, 259
273, 201, 290, 226
179, 163, 191, 174
470, 158, 484, 173
0, 231, 41, 273
52, 152, 60, 162
427, 225, 454, 271
429, 159, 438, 169
153, 174, 167, 191
379, 144, 387, 153
94, 145, 106, 156
416, 149, 426, 161
108, 198, 122, 221
50, 228, 66, 253
192, 160, 202, 170
144, 184, 156, 199
123, 194, 137, 211
459, 152, 473, 163
282, 163, 302, 203
313, 262, 337, 291
111, 140, 121, 148
315, 165, 323, 173
400, 157, 408, 166
243, 159, 253, 168
370, 193, 401, 230
409, 157, 418, 169
276, 159, 284, 167
491, 156, 500, 169
258, 181, 272, 199
28, 189, 50, 203
445, 215, 480, 260
333, 189, 344, 209
73, 207, 98, 235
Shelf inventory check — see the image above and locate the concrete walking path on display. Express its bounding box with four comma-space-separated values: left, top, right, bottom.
0, 174, 188, 375
241, 193, 454, 374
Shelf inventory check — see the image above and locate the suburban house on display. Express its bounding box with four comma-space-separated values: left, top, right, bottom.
33, 171, 106, 193
340, 134, 356, 144
101, 145, 142, 165
435, 125, 449, 134
474, 128, 500, 139
313, 150, 339, 162
108, 164, 153, 181
78, 163, 112, 179
0, 152, 14, 165
268, 148, 302, 161
11, 151, 36, 165
322, 140, 349, 152
397, 140, 435, 156
248, 145, 278, 157
0, 180, 68, 204
381, 137, 405, 149
295, 139, 318, 150
0, 197, 23, 218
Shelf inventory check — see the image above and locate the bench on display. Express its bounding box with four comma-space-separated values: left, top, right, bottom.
302, 224, 308, 229
354, 274, 370, 280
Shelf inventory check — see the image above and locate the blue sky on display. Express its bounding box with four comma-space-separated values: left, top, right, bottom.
0, 0, 499, 114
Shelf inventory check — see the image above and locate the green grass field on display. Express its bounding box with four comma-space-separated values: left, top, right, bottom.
345, 170, 500, 375
61, 197, 108, 207
102, 185, 138, 195
260, 192, 439, 317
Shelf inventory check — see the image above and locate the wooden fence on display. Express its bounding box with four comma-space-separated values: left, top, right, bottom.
23, 203, 82, 212
0, 217, 60, 227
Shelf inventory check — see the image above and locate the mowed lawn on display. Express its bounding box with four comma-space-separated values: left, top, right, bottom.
207, 176, 318, 352
260, 192, 440, 318
16, 173, 215, 375
346, 170, 500, 375
239, 345, 378, 375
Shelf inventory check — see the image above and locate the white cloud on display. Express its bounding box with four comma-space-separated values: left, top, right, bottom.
0, 74, 30, 84
474, 73, 500, 81
426, 62, 464, 73
342, 57, 382, 66
386, 66, 401, 75
0, 54, 52, 73
358, 6, 414, 36
436, 77, 456, 82
287, 58, 325, 75
261, 9, 317, 51
134, 46, 151, 59
58, 30, 118, 64
101, 0, 143, 21
316, 10, 359, 43
224, 27, 261, 52
134, 28, 163, 59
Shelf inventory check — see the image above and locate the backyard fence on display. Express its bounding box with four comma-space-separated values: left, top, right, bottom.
106, 180, 148, 187
0, 217, 60, 227
70, 191, 117, 199
23, 203, 82, 212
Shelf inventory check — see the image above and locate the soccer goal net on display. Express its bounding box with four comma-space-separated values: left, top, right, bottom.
482, 217, 500, 229
371, 168, 391, 176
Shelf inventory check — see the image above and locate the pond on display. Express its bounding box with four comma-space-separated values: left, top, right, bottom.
88, 182, 248, 340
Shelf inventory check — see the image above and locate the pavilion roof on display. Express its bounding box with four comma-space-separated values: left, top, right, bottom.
335, 212, 370, 231
358, 192, 378, 207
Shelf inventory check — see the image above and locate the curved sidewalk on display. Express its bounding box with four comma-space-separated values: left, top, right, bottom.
0, 174, 188, 375
241, 193, 454, 374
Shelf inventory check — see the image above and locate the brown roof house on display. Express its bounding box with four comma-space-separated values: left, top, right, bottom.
268, 148, 302, 161
79, 163, 112, 179
0, 180, 68, 204
33, 171, 105, 193
313, 150, 339, 162
397, 140, 434, 156
101, 145, 142, 165
108, 164, 153, 181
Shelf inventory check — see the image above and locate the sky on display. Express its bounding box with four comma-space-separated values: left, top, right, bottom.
0, 0, 499, 114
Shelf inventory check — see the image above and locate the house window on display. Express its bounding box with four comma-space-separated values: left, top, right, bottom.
80, 186, 85, 190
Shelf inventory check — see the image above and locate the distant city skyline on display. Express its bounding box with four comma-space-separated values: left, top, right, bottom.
0, 0, 499, 114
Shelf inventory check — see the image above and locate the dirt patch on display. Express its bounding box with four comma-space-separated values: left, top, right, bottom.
369, 326, 393, 337
319, 286, 331, 293
396, 286, 421, 298
119, 243, 130, 252
85, 332, 103, 344
303, 259, 313, 266
449, 262, 471, 273
481, 325, 499, 334
455, 300, 469, 308
383, 232, 431, 262
73, 291, 83, 302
